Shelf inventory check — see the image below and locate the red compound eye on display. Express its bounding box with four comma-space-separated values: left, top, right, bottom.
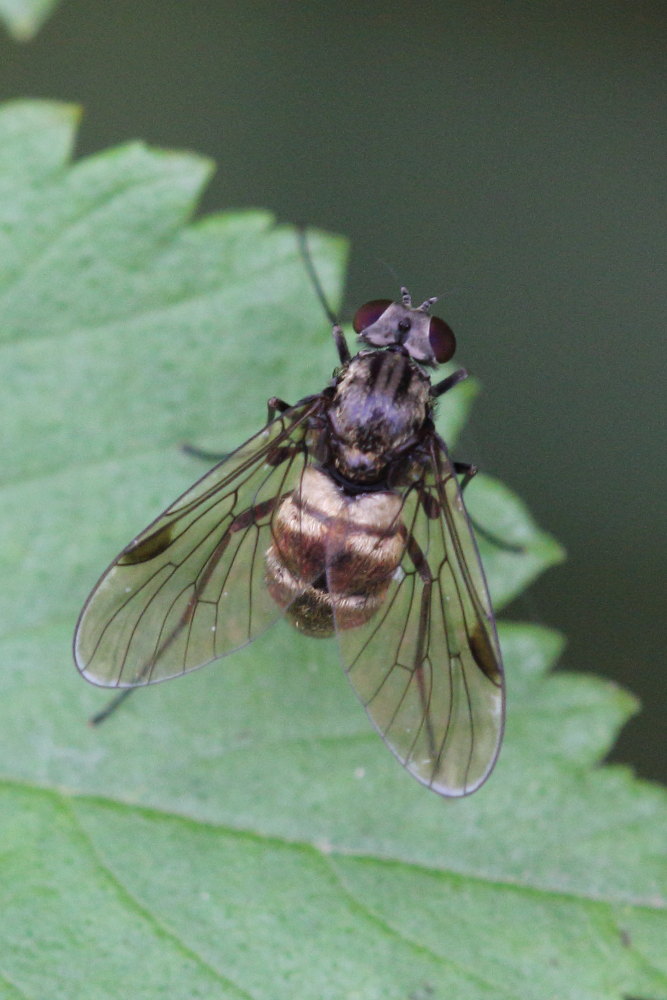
353, 299, 393, 333
429, 316, 456, 363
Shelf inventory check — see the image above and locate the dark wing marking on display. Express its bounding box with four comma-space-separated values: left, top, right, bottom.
73, 398, 323, 688
334, 434, 504, 796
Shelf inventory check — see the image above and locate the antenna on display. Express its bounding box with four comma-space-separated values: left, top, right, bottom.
296, 225, 340, 327
296, 225, 350, 364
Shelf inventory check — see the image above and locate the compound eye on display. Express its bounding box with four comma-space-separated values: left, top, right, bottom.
429, 316, 456, 363
353, 299, 393, 334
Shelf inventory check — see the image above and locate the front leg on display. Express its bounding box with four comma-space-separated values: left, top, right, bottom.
183, 395, 295, 465
296, 225, 350, 364
431, 367, 468, 398
331, 324, 351, 365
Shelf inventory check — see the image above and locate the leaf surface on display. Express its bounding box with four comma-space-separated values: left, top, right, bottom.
0, 0, 61, 39
0, 100, 664, 1000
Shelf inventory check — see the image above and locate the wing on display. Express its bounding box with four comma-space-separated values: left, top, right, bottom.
74, 397, 323, 688
334, 435, 504, 797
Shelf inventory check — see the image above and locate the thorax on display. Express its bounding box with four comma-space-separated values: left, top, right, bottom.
325, 348, 432, 485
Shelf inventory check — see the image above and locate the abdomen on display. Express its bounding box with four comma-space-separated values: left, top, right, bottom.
265, 467, 404, 636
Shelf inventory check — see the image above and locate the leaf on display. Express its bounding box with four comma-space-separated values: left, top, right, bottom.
0, 0, 61, 40
0, 100, 665, 1000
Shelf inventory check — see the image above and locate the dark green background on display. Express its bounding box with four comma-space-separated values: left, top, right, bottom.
2, 1, 665, 782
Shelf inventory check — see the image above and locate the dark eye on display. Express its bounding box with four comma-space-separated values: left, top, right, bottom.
429, 316, 456, 363
353, 299, 393, 333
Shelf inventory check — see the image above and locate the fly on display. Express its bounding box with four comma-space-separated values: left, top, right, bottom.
73, 236, 504, 797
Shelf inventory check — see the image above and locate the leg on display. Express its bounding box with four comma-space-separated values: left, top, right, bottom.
89, 688, 135, 726
296, 225, 350, 365
469, 517, 524, 555
332, 324, 351, 365
430, 367, 468, 398
453, 462, 524, 554
182, 442, 230, 462
454, 460, 478, 492
266, 396, 292, 422
417, 466, 477, 519
404, 533, 438, 762
183, 395, 294, 464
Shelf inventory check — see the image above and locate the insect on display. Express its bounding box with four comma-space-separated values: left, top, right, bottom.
74, 245, 504, 797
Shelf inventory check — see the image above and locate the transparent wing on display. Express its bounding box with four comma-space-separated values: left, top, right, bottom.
74, 398, 322, 688
335, 435, 504, 797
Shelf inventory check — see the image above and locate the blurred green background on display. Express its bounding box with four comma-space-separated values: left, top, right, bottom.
1, 0, 665, 783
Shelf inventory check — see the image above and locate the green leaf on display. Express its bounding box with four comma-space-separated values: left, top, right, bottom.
1, 100, 665, 1000
0, 0, 61, 40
